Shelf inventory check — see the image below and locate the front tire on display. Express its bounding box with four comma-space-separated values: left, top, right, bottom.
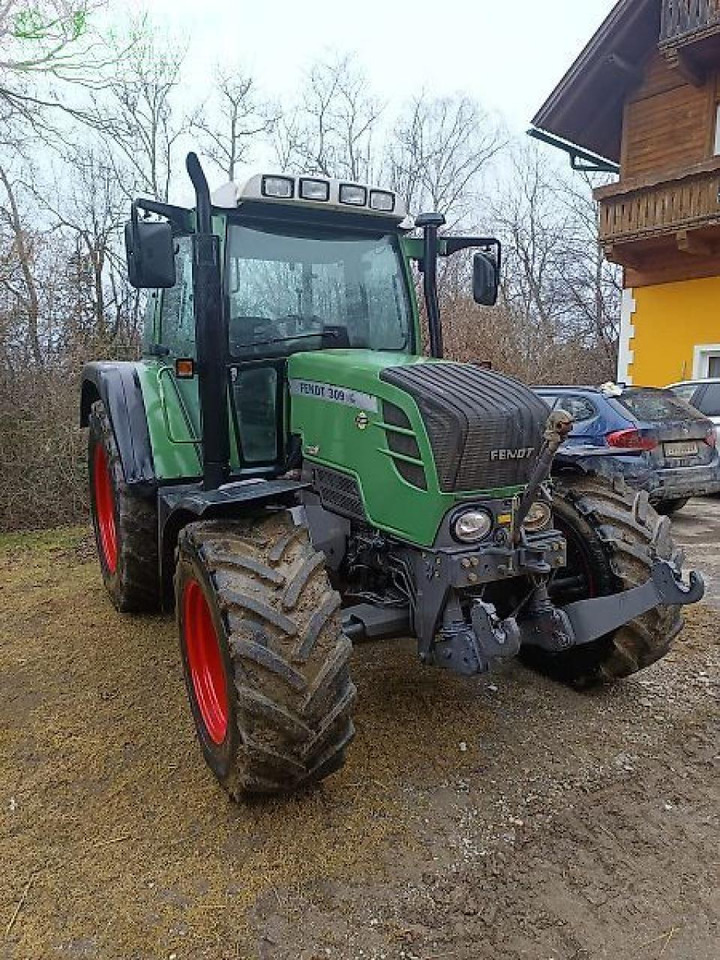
88, 400, 159, 612
175, 514, 356, 797
531, 474, 684, 689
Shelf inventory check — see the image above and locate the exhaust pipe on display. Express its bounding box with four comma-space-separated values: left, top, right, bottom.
186, 152, 230, 491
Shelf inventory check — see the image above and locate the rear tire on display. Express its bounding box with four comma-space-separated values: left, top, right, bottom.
175, 514, 356, 797
526, 474, 683, 689
88, 400, 159, 612
655, 497, 690, 516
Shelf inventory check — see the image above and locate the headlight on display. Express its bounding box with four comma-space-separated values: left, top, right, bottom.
523, 501, 552, 532
261, 175, 294, 199
452, 508, 493, 543
299, 178, 329, 201
369, 189, 395, 212
339, 183, 367, 206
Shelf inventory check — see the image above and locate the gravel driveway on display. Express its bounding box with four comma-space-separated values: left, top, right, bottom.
1, 516, 718, 960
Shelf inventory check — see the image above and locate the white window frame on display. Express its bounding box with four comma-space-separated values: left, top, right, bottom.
692, 343, 720, 378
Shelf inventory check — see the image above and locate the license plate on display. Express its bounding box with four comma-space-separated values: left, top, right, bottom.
665, 441, 698, 458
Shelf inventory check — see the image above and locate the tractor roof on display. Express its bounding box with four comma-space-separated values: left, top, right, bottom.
211, 173, 410, 225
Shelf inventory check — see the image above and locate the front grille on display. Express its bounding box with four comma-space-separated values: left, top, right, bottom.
314, 466, 365, 520
381, 363, 547, 493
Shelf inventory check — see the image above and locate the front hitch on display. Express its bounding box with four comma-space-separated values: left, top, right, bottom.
519, 560, 705, 653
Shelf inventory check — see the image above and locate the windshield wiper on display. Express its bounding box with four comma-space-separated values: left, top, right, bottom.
234, 329, 339, 349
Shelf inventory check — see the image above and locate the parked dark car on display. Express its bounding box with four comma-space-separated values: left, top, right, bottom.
534, 385, 720, 514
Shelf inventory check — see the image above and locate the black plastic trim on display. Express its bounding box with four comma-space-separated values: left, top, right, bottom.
80, 362, 156, 494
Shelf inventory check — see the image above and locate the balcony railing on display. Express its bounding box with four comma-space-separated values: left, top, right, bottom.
596, 162, 720, 246
661, 0, 720, 43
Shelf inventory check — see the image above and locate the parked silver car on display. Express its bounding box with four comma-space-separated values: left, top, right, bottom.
667, 379, 720, 438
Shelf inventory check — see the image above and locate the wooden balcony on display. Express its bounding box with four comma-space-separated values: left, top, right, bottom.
660, 0, 720, 82
595, 160, 720, 280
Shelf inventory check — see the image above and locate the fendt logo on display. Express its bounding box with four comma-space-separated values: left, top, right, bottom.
490, 447, 536, 462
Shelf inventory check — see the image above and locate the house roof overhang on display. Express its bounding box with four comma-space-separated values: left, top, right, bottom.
531, 0, 660, 165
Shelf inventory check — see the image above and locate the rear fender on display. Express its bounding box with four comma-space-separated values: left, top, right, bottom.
552, 447, 656, 492
80, 362, 156, 493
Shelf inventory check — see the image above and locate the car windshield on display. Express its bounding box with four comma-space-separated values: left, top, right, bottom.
226, 222, 413, 359
618, 388, 700, 421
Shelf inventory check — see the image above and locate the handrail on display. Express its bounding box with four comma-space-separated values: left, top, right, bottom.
661, 0, 720, 43
598, 164, 720, 243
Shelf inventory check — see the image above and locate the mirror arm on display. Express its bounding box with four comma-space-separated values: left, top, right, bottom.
441, 236, 502, 274
134, 197, 192, 232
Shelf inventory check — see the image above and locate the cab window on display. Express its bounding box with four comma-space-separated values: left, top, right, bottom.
159, 235, 195, 356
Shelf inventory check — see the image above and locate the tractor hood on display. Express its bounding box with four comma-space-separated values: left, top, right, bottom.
287, 349, 549, 497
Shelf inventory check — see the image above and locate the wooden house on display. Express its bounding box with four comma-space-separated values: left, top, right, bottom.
532, 0, 720, 385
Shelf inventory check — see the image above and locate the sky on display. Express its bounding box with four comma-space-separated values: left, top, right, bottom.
123, 0, 615, 133
116, 0, 617, 196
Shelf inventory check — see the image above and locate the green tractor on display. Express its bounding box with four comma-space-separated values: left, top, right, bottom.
81, 153, 703, 798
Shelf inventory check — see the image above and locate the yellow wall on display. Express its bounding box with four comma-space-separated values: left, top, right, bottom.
629, 276, 720, 385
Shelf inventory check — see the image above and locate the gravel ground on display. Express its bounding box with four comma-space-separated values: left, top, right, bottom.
0, 517, 718, 960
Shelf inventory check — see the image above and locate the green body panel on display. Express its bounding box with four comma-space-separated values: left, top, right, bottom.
288, 349, 523, 546
136, 360, 203, 479
135, 360, 246, 479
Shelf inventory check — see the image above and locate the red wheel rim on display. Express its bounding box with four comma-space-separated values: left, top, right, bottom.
183, 579, 229, 745
94, 444, 118, 574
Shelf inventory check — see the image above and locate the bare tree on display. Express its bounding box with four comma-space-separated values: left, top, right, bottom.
492, 145, 568, 329
387, 94, 505, 226
191, 67, 276, 181
0, 1, 119, 138
38, 146, 133, 340
553, 170, 621, 363
274, 53, 383, 181
0, 164, 42, 363
490, 142, 619, 380
92, 29, 187, 201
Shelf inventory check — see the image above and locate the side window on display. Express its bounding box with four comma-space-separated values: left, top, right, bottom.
231, 366, 279, 464
557, 395, 596, 423
160, 235, 195, 356
141, 291, 159, 354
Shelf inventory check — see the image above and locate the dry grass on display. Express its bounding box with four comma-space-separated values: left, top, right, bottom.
0, 527, 494, 959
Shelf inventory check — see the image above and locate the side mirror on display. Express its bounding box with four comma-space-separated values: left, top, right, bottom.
125, 214, 176, 289
473, 252, 499, 306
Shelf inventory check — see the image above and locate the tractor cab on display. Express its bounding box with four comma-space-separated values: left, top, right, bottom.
123, 157, 500, 491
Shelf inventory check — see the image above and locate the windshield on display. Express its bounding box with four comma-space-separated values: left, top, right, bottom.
226, 222, 414, 359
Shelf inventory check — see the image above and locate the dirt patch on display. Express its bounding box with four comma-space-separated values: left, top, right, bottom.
1, 528, 718, 959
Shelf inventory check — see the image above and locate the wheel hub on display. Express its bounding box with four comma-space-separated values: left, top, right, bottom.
183, 579, 229, 745
93, 445, 118, 574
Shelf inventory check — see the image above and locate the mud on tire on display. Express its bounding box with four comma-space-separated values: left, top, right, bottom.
175, 513, 356, 797
527, 474, 684, 689
88, 399, 159, 612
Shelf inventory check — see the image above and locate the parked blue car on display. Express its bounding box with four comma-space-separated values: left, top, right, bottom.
534, 385, 720, 514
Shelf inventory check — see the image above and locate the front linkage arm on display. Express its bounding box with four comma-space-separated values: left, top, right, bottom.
519, 560, 704, 654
